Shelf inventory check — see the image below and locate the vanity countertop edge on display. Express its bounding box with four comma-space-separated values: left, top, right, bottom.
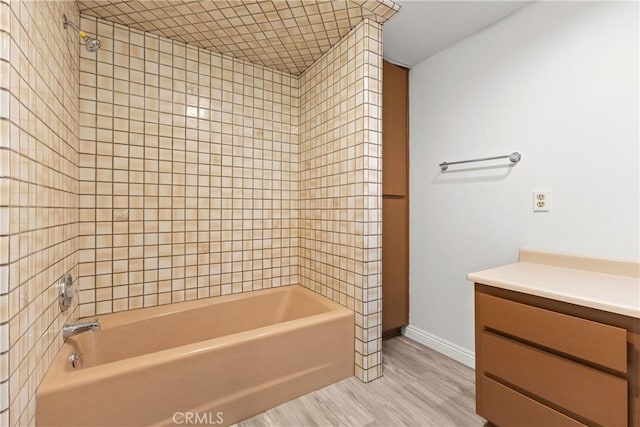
468, 248, 640, 319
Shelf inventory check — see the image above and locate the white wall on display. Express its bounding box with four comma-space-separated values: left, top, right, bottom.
407, 1, 639, 365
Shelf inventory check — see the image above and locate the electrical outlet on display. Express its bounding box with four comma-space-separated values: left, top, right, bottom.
533, 191, 549, 212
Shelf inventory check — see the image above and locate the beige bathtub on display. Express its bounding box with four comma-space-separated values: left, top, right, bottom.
36, 285, 354, 426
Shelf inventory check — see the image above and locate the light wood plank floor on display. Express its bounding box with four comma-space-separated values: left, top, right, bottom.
235, 336, 485, 427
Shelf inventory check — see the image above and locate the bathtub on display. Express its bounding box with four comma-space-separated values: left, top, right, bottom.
36, 285, 354, 426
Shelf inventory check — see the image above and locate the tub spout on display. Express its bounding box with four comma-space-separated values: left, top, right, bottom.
62, 319, 100, 339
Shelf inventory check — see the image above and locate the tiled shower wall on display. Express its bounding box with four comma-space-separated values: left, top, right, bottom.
76, 15, 383, 383
76, 15, 299, 317
299, 19, 383, 382
0, 1, 80, 426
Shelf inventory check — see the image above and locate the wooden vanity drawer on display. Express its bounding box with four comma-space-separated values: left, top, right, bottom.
481, 376, 585, 427
477, 292, 627, 372
483, 331, 628, 426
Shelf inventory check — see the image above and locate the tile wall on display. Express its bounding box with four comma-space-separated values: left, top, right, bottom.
76, 15, 299, 317
299, 19, 383, 382
76, 15, 383, 382
0, 9, 383, 420
0, 1, 80, 425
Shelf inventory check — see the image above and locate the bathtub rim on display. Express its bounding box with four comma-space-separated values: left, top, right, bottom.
85, 284, 344, 329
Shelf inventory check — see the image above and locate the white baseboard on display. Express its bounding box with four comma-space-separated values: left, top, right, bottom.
402, 325, 476, 369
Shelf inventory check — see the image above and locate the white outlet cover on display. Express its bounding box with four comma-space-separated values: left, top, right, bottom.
533, 191, 549, 212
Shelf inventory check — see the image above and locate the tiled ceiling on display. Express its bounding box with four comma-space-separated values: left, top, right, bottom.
77, 0, 400, 75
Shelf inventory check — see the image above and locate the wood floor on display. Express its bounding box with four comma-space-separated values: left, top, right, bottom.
235, 336, 485, 427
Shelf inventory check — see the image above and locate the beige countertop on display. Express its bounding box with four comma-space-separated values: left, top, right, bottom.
468, 249, 640, 319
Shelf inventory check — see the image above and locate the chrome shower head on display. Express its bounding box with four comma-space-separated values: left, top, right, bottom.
84, 37, 102, 53
62, 14, 101, 53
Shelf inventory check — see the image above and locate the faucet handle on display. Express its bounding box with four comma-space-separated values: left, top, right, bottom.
68, 351, 83, 368
58, 273, 77, 312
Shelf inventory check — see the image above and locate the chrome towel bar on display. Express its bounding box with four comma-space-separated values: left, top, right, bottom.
439, 152, 521, 171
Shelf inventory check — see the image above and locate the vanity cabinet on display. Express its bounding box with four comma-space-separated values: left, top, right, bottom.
475, 283, 640, 427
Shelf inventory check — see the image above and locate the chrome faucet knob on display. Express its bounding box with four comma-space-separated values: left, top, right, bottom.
69, 351, 83, 368
58, 273, 76, 312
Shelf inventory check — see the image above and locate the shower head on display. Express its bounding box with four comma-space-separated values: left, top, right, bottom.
62, 14, 101, 53
84, 37, 102, 53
